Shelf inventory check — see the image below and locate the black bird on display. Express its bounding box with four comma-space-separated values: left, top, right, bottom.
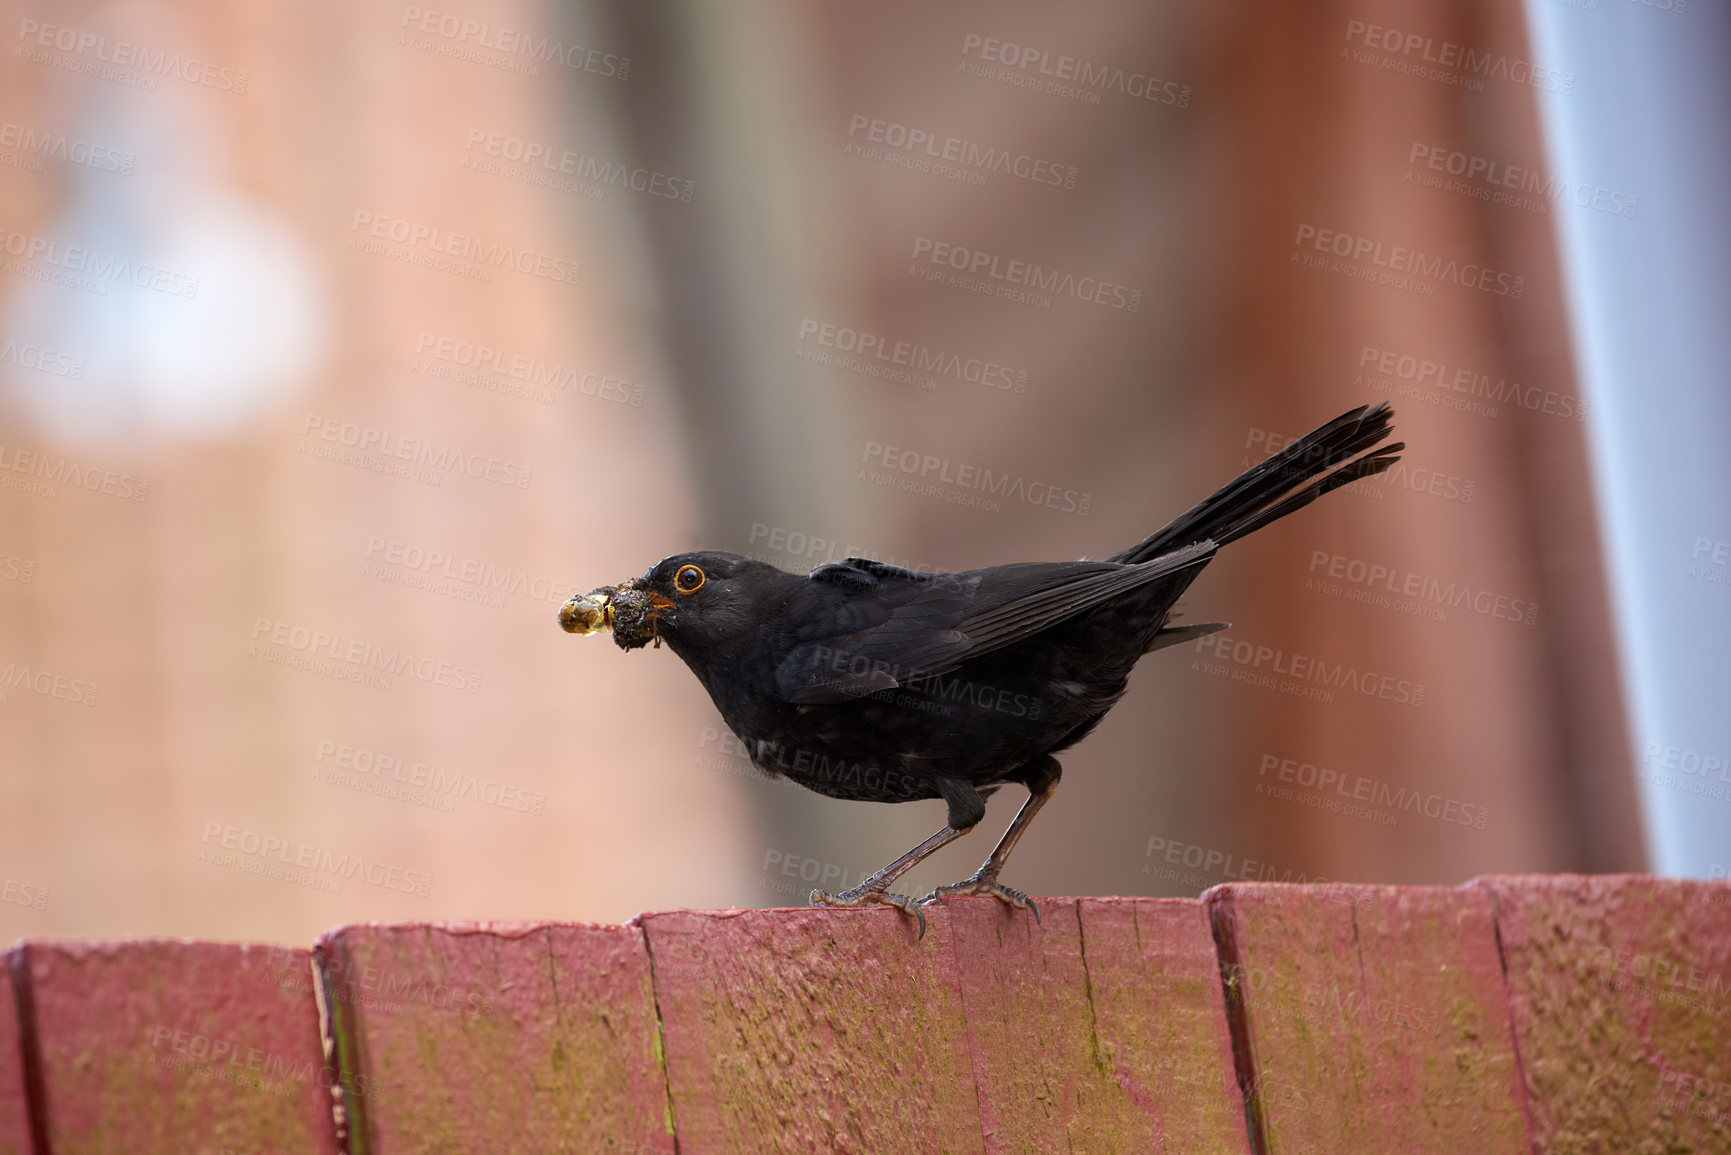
560, 403, 1400, 933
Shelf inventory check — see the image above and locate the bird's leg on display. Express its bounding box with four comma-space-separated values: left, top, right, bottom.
810, 823, 970, 939
812, 776, 987, 938
922, 757, 1060, 923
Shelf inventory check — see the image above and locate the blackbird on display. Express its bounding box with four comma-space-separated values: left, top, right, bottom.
560, 403, 1400, 933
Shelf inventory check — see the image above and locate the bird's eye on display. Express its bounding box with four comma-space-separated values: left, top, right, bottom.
674, 564, 705, 594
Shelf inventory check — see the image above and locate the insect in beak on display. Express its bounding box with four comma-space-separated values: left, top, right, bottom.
558, 589, 616, 635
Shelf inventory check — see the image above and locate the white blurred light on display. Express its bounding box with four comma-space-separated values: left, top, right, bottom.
2, 7, 327, 445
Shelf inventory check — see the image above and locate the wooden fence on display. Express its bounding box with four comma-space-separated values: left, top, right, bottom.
4, 874, 1729, 1152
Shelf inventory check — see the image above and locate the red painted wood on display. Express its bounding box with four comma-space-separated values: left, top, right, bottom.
15, 938, 336, 1155
640, 903, 985, 1154
315, 920, 673, 1154
1074, 898, 1255, 1153
1206, 882, 1530, 1154
0, 950, 33, 1155
4, 875, 1721, 1149
1477, 874, 1731, 1152
946, 896, 1253, 1153
641, 898, 1250, 1153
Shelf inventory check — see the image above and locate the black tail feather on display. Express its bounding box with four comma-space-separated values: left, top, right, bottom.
1216, 442, 1403, 545
1108, 403, 1399, 564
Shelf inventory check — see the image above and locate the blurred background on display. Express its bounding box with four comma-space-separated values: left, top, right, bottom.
0, 0, 1725, 948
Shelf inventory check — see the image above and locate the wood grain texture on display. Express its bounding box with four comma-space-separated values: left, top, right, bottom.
1207, 882, 1530, 1154
315, 920, 672, 1155
0, 950, 33, 1155
1073, 897, 1254, 1154
1478, 874, 1731, 1154
16, 938, 336, 1155
947, 895, 1252, 1153
641, 903, 984, 1155
641, 897, 1252, 1154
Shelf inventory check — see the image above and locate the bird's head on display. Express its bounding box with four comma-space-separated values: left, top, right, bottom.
559, 550, 777, 653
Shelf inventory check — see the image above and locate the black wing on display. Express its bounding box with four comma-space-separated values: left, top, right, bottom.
774, 542, 1216, 704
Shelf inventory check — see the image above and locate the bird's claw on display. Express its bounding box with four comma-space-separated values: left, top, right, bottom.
920, 876, 1041, 925
810, 885, 928, 939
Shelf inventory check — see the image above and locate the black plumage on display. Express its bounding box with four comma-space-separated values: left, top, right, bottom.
560, 403, 1401, 932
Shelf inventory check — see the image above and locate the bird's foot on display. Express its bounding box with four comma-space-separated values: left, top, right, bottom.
921, 875, 1041, 925
810, 884, 927, 939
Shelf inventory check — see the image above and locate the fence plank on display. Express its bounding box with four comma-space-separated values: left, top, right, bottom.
1206, 882, 1530, 1154
943, 895, 1252, 1153
640, 904, 984, 1155
1075, 897, 1255, 1153
13, 939, 336, 1155
1478, 874, 1731, 1152
315, 920, 673, 1154
1, 950, 35, 1155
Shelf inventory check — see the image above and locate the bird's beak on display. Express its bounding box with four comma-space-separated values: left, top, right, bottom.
559, 582, 675, 649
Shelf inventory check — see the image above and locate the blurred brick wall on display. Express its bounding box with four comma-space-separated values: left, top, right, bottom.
0, 0, 1642, 947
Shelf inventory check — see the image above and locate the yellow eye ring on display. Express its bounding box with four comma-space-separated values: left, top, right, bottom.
674, 564, 705, 594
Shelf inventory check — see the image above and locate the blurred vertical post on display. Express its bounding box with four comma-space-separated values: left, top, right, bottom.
1527, 0, 1731, 875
